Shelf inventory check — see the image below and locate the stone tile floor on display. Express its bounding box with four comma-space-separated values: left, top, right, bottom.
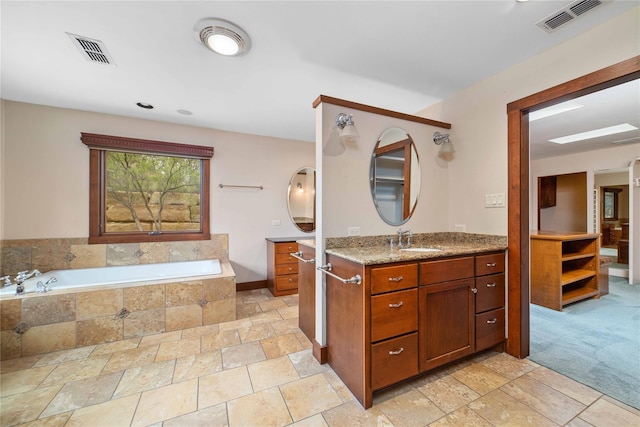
1, 288, 639, 426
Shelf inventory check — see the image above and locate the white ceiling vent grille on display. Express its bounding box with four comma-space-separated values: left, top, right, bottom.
66, 33, 115, 65
612, 137, 640, 146
537, 0, 610, 33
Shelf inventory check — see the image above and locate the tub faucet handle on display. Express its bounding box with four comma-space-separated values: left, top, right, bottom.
1, 275, 12, 287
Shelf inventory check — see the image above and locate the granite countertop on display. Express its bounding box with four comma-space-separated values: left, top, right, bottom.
266, 236, 313, 243
324, 232, 507, 265
297, 239, 316, 248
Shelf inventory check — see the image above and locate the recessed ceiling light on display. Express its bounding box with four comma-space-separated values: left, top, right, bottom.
530, 101, 583, 121
195, 18, 251, 57
549, 123, 638, 144
177, 109, 193, 116
136, 102, 154, 109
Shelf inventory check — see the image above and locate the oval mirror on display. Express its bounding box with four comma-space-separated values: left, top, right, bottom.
287, 167, 316, 233
370, 128, 420, 225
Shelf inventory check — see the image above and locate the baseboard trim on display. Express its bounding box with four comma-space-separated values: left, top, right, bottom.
236, 280, 267, 292
313, 340, 328, 364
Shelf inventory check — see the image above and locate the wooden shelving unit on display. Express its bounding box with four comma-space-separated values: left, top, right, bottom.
530, 231, 600, 311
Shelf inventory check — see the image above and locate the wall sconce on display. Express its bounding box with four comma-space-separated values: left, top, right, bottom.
297, 182, 304, 192
433, 131, 455, 160
336, 113, 359, 143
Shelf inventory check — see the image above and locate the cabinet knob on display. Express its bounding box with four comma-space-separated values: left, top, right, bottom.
388, 301, 404, 308
487, 318, 497, 324
388, 276, 404, 282
471, 288, 478, 294
388, 347, 404, 356
486, 283, 497, 287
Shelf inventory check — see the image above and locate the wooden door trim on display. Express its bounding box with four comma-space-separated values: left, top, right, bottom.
506, 55, 640, 359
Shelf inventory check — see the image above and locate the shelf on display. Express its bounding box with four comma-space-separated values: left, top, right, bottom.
376, 177, 405, 183
562, 287, 599, 306
561, 269, 596, 287
562, 253, 595, 262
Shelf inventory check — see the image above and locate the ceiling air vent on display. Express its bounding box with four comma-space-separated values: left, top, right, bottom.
66, 32, 115, 65
537, 0, 610, 33
612, 137, 640, 146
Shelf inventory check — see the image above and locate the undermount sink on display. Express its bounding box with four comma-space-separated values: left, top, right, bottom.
399, 247, 442, 252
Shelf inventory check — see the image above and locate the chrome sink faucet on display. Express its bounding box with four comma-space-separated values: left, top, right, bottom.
397, 228, 413, 248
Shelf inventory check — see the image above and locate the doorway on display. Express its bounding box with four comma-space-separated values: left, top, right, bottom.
595, 169, 631, 279
505, 55, 640, 359
508, 56, 640, 409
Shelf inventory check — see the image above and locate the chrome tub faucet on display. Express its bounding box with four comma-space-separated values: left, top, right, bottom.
14, 269, 41, 295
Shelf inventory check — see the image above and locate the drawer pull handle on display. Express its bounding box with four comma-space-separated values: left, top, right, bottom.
486, 283, 497, 287
289, 279, 293, 282
487, 318, 498, 324
389, 347, 404, 355
388, 276, 404, 282
289, 268, 293, 271
388, 301, 404, 308
486, 262, 497, 267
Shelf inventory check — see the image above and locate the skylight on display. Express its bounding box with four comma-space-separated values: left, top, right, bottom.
549, 123, 638, 144
529, 101, 583, 121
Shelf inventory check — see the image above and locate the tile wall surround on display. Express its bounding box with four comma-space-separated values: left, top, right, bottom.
0, 235, 236, 361
0, 234, 229, 276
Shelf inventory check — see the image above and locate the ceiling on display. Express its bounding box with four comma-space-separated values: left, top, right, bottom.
1, 1, 638, 159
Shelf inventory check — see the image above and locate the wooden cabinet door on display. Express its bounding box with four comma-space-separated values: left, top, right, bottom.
298, 244, 315, 341
419, 278, 475, 372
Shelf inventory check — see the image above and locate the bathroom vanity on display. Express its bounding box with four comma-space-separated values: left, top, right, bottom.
322, 233, 507, 408
266, 237, 299, 297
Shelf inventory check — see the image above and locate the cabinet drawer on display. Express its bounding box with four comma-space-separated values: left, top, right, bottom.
371, 289, 418, 342
371, 333, 418, 390
476, 308, 505, 351
371, 264, 418, 294
276, 275, 298, 291
475, 273, 505, 313
275, 253, 297, 265
475, 253, 505, 276
275, 242, 298, 254
419, 257, 474, 285
275, 263, 298, 276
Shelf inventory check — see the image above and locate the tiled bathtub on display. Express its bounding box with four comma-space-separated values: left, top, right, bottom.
0, 259, 236, 360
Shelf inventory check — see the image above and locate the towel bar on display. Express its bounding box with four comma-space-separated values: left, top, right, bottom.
317, 263, 361, 285
290, 251, 315, 264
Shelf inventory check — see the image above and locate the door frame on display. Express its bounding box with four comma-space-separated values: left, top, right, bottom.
505, 55, 640, 358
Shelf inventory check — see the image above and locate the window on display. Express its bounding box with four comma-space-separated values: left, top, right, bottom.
81, 133, 214, 244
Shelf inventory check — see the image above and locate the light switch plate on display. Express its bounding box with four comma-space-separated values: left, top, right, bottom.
347, 227, 360, 236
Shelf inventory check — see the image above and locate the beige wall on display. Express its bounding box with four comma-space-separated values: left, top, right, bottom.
416, 6, 640, 236
531, 144, 639, 231
0, 100, 4, 241
1, 101, 314, 283
320, 102, 450, 239
539, 172, 587, 232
